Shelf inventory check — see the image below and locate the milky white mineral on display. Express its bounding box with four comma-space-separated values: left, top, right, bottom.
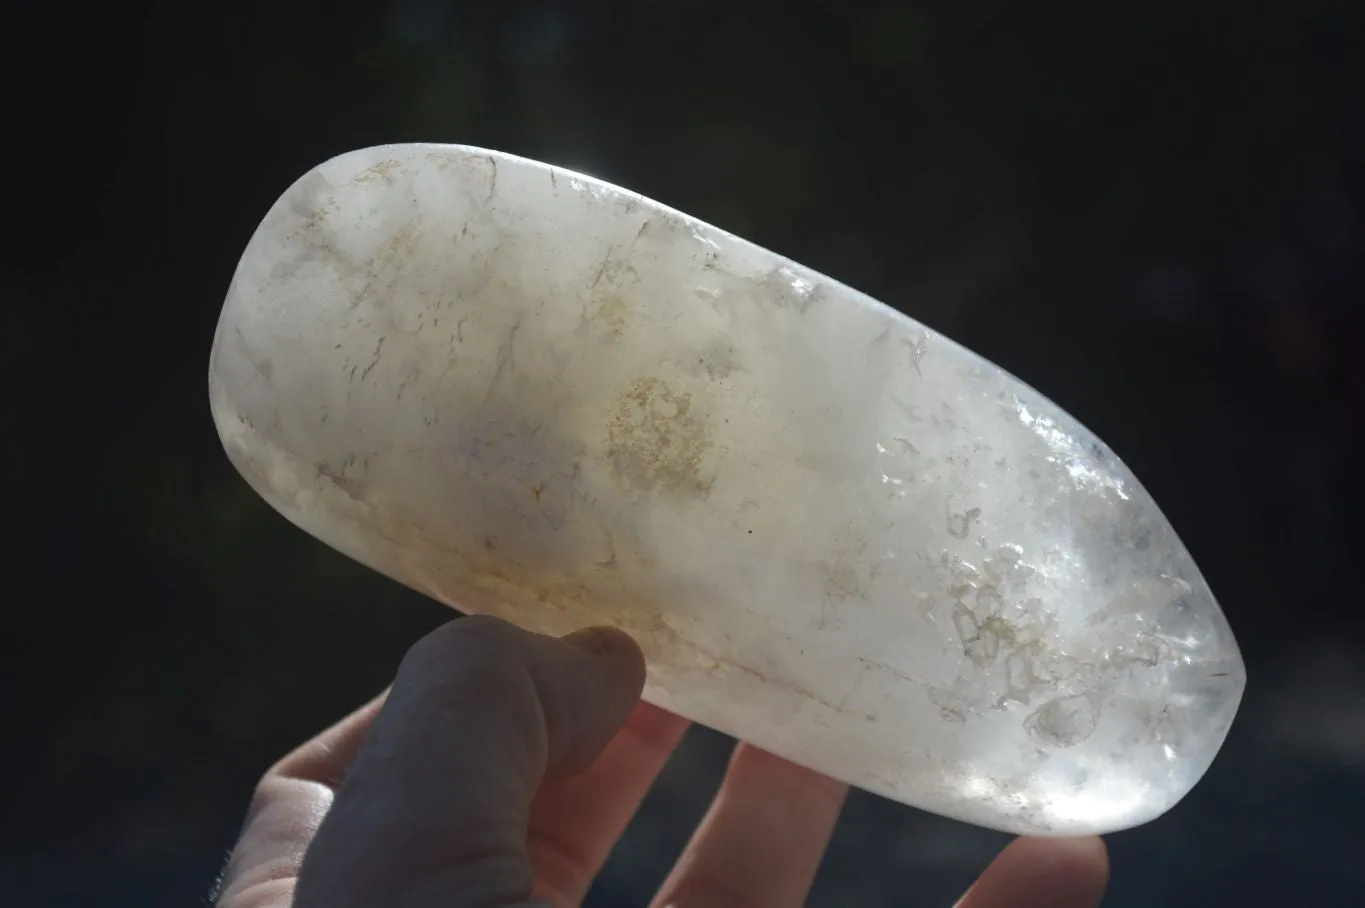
209, 143, 1245, 835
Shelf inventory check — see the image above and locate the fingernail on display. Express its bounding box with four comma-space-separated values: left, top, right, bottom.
560, 625, 636, 657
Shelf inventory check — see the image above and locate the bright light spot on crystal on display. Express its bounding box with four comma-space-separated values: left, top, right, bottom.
690, 228, 720, 251
775, 266, 816, 299
1037, 778, 1155, 830
960, 774, 999, 801
949, 767, 1158, 834
1017, 403, 1129, 499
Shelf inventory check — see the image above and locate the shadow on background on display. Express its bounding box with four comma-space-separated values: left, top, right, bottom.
4, 1, 1364, 905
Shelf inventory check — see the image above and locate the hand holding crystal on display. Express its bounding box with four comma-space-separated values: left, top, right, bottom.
214, 616, 1109, 908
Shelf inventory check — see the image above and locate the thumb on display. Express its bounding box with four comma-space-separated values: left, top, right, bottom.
293, 615, 645, 908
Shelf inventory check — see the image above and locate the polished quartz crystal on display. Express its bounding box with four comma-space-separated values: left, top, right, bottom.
209, 143, 1245, 835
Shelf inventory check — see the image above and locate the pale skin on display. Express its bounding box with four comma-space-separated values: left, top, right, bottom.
216, 615, 1110, 908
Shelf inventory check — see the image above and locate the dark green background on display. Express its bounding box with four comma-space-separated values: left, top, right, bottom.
6, 1, 1364, 905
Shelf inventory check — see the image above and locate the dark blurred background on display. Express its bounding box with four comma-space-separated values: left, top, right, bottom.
5, 1, 1365, 905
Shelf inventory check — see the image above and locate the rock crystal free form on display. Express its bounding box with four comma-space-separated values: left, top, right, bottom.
209, 144, 1245, 835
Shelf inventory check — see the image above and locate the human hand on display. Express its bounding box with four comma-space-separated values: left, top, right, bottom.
215, 615, 1109, 907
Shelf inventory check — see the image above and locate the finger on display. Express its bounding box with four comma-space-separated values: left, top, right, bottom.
292, 615, 646, 908
215, 693, 389, 908
274, 690, 389, 786
955, 836, 1109, 908
651, 743, 847, 908
527, 701, 691, 906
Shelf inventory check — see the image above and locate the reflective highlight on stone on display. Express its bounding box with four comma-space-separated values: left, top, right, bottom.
209, 144, 1245, 835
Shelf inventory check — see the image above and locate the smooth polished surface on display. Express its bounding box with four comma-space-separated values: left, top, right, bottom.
209, 143, 1245, 835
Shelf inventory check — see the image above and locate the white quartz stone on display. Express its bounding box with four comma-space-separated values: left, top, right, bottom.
209, 143, 1245, 835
